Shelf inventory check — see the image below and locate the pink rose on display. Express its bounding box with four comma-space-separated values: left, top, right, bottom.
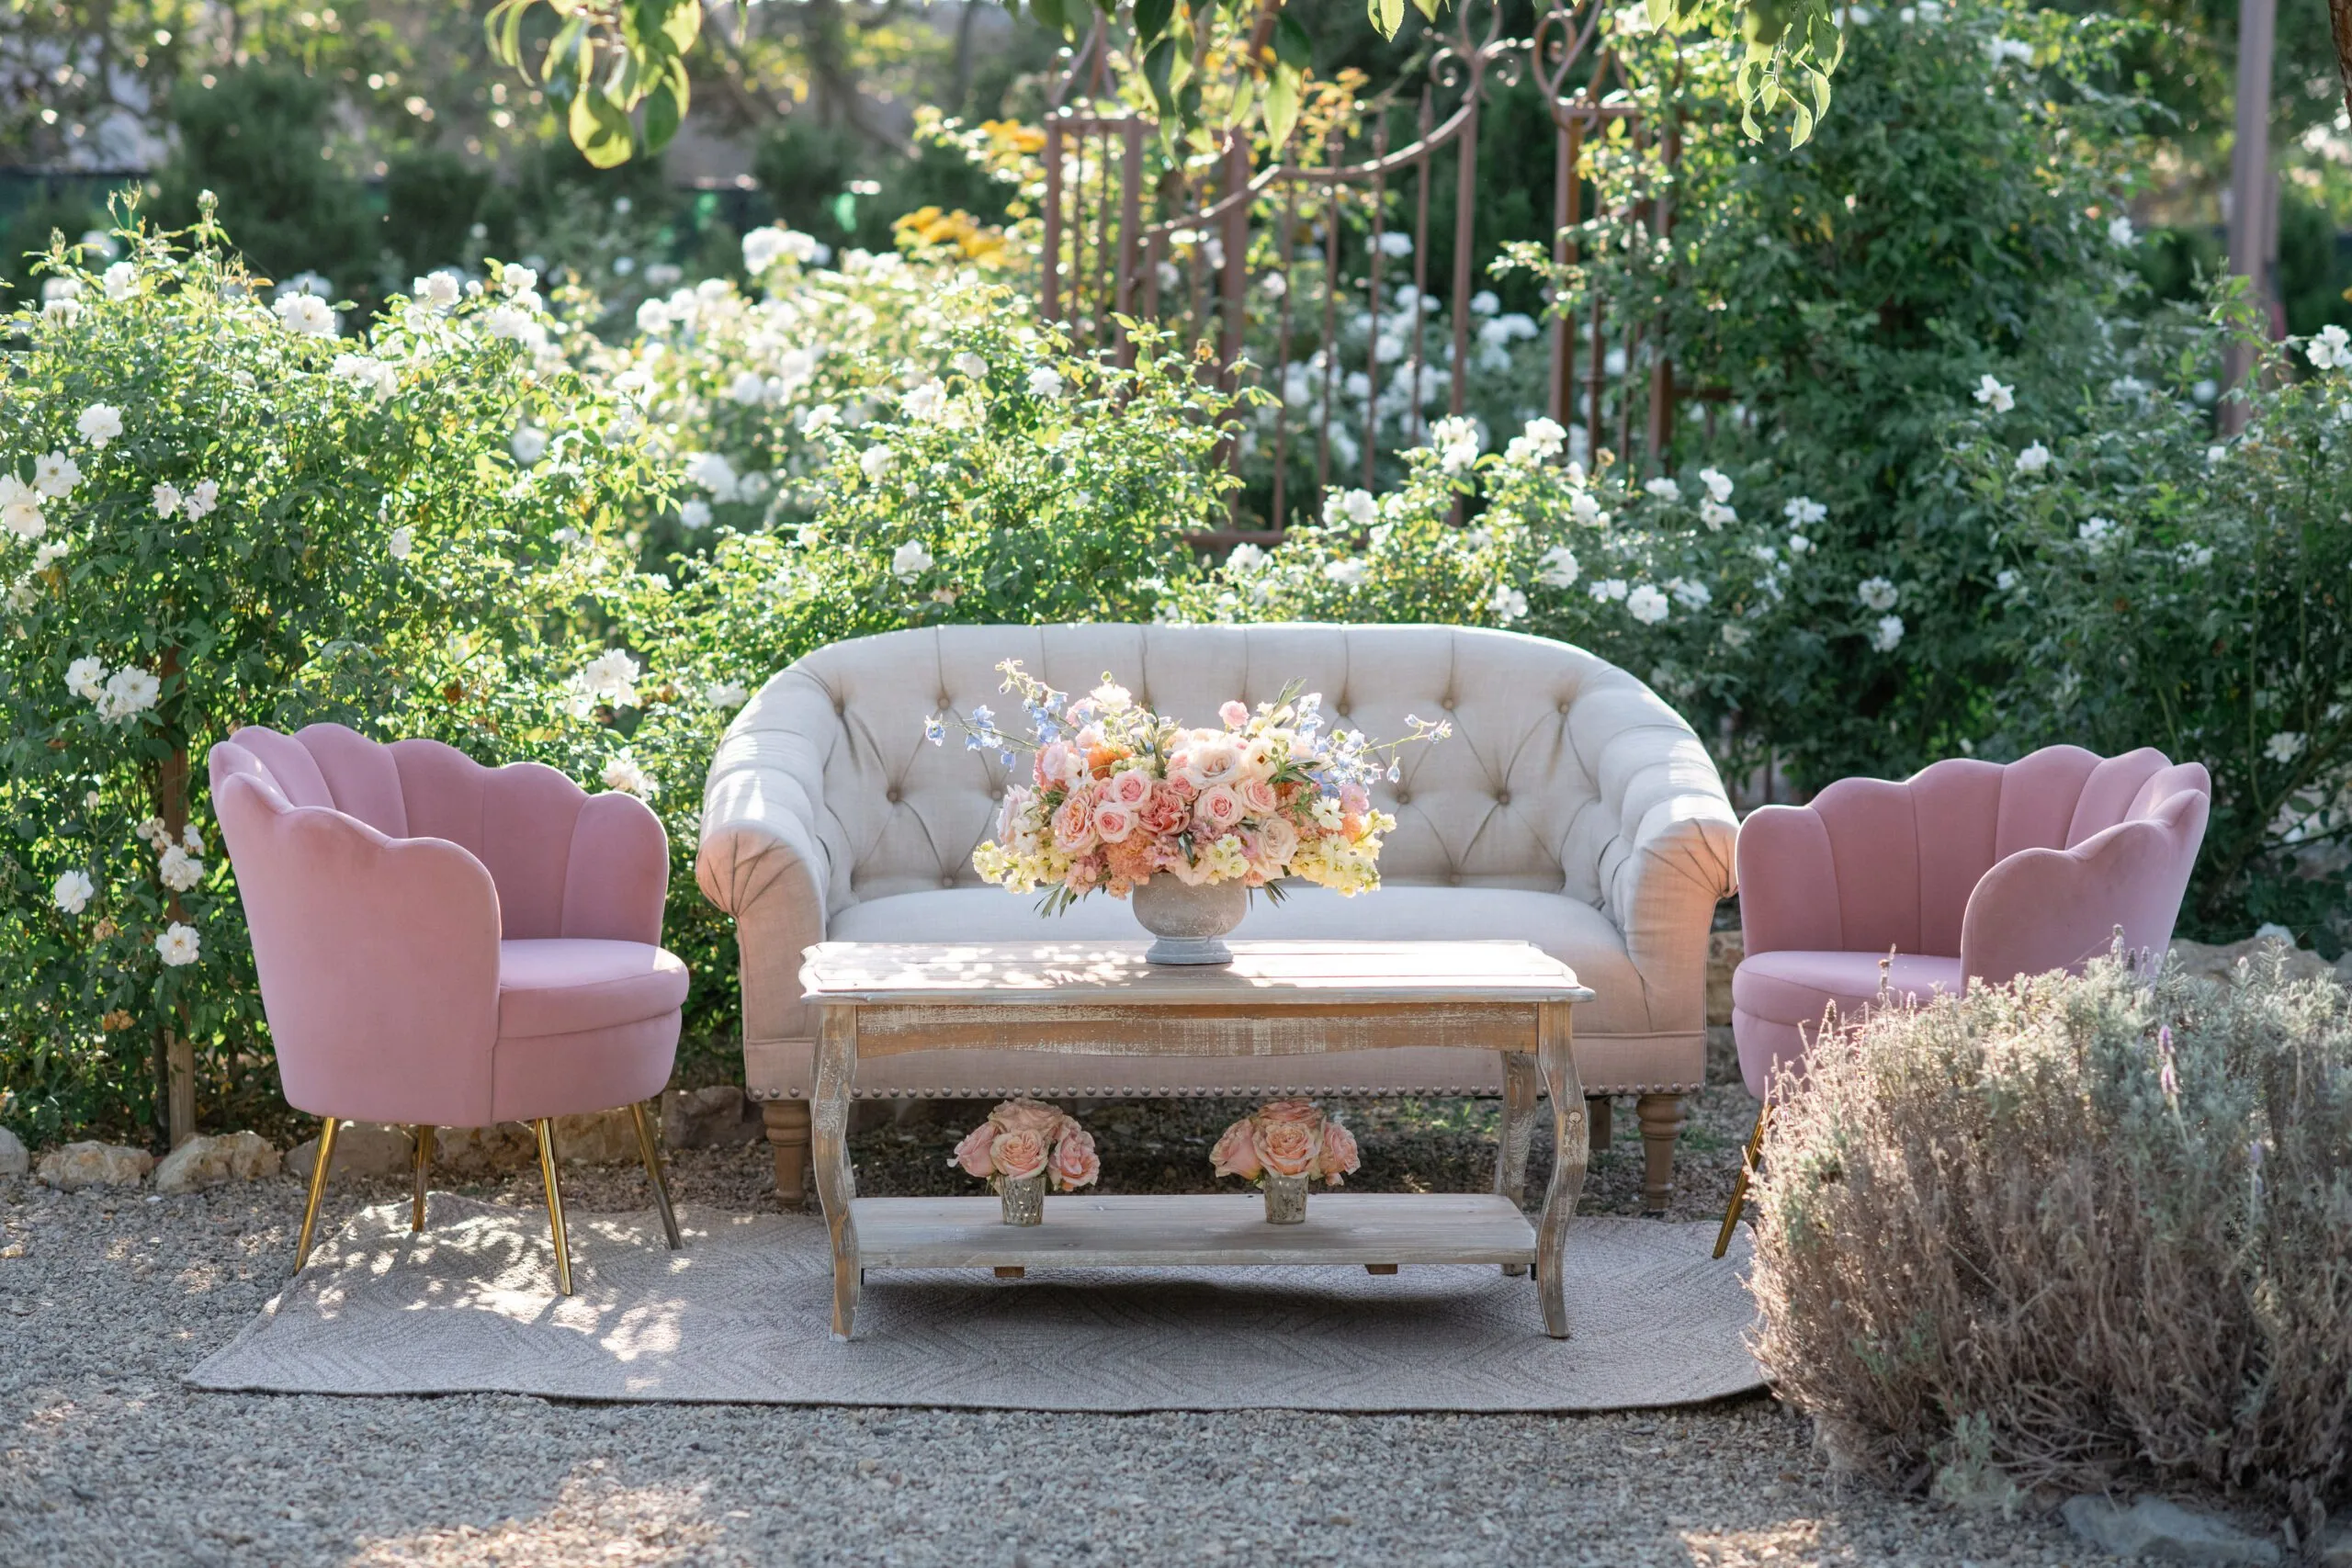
991, 1129, 1048, 1180
989, 1099, 1068, 1140
1254, 814, 1299, 867
1219, 699, 1250, 728
1066, 852, 1105, 891
998, 785, 1031, 840
952, 1122, 997, 1179
1193, 784, 1245, 832
1318, 1121, 1361, 1185
1237, 776, 1280, 817
1255, 1120, 1319, 1179
1140, 782, 1192, 836
1258, 1099, 1324, 1128
1105, 768, 1154, 807
1051, 793, 1097, 853
1339, 784, 1371, 816
1210, 1118, 1262, 1180
1049, 1130, 1101, 1190
1092, 801, 1136, 843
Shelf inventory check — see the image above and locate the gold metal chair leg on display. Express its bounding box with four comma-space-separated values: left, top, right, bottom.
534, 1118, 575, 1296
411, 1124, 435, 1232
294, 1116, 340, 1273
630, 1101, 684, 1251
1714, 1097, 1772, 1260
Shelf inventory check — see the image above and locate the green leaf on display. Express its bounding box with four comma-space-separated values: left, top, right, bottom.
1143, 36, 1181, 126
1135, 0, 1174, 45
1264, 62, 1303, 152
1645, 0, 1674, 25
643, 70, 686, 153
1410, 0, 1442, 20
1272, 11, 1313, 71
1368, 0, 1405, 39
1031, 0, 1069, 39
570, 81, 636, 168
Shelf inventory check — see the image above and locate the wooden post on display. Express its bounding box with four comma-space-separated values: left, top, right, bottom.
2222, 0, 2278, 434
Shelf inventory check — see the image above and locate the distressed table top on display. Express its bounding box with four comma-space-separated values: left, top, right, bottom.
800, 939, 1593, 1008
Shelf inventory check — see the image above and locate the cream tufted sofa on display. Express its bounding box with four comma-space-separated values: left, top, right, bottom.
697, 624, 1738, 1208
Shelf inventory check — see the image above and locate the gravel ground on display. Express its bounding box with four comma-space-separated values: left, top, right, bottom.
1, 1083, 2125, 1567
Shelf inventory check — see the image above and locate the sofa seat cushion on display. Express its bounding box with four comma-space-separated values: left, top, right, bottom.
498, 939, 689, 1040
827, 882, 1654, 1040
1731, 950, 1962, 1031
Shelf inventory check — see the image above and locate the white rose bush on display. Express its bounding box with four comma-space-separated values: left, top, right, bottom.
0, 205, 660, 1145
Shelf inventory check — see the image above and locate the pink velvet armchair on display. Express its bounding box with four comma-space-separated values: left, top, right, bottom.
209, 722, 691, 1293
1713, 743, 2211, 1253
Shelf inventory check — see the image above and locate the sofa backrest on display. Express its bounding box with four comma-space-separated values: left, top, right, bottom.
731, 623, 1715, 915
1754, 743, 2211, 958
209, 722, 598, 940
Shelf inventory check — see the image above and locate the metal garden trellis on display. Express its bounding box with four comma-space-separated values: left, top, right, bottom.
1033, 0, 1684, 539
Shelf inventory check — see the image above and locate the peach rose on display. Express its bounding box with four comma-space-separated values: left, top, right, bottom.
1254, 813, 1299, 867
1182, 738, 1244, 790
991, 1129, 1048, 1180
1318, 1121, 1361, 1185
1193, 784, 1245, 833
1255, 1120, 1320, 1179
1210, 1117, 1262, 1180
1219, 699, 1250, 728
952, 1122, 997, 1179
1093, 801, 1137, 843
1237, 776, 1280, 817
1106, 833, 1160, 885
1036, 740, 1083, 788
1105, 767, 1154, 807
1051, 793, 1097, 854
1140, 782, 1192, 836
1258, 1099, 1324, 1128
1049, 1129, 1101, 1190
989, 1099, 1068, 1140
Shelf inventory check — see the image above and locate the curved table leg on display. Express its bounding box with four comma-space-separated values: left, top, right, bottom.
1533, 1000, 1587, 1338
1495, 1051, 1537, 1276
813, 1004, 862, 1340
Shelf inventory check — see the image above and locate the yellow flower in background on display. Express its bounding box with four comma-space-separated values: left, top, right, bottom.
893, 207, 1013, 269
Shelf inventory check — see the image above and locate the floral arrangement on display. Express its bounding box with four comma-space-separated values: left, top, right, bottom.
1211, 1100, 1363, 1188
928, 660, 1448, 909
951, 1099, 1101, 1191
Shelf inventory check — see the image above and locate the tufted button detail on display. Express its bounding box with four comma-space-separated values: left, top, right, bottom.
1448, 872, 1463, 886
1442, 697, 1455, 711
1336, 701, 1351, 717
886, 786, 900, 804
1394, 790, 1410, 805
1496, 790, 1511, 806
834, 700, 846, 716
1557, 699, 1570, 715
942, 874, 957, 888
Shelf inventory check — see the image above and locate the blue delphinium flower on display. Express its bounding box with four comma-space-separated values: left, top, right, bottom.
924, 715, 946, 747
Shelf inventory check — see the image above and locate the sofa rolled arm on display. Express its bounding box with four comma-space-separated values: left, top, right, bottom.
1733, 803, 1844, 957
695, 682, 839, 1050
1578, 686, 1738, 1032
1961, 793, 2209, 987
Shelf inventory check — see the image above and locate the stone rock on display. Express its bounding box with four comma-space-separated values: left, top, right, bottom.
153, 1132, 280, 1193
426, 1123, 535, 1176
35, 1141, 154, 1191
551, 1109, 640, 1166
2061, 1495, 2280, 1565
287, 1122, 413, 1181
2168, 936, 2352, 989
662, 1085, 763, 1148
1705, 929, 1744, 1027
0, 1125, 28, 1177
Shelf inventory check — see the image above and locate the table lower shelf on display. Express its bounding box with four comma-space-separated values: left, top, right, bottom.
846, 1191, 1537, 1271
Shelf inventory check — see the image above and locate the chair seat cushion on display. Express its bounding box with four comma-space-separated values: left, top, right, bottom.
498, 939, 689, 1040
828, 882, 1654, 1040
1731, 950, 1964, 1031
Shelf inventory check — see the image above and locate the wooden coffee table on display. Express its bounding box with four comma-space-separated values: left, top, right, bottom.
798, 939, 1595, 1340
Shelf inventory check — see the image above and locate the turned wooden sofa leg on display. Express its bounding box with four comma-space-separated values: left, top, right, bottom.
1635, 1093, 1686, 1213
763, 1099, 812, 1210
1585, 1095, 1612, 1156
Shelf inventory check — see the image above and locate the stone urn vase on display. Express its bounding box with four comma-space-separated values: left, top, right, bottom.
1262, 1170, 1309, 1224
1000, 1172, 1046, 1226
1131, 876, 1247, 965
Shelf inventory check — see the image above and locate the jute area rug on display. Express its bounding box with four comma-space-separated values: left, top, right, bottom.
190, 1197, 1763, 1412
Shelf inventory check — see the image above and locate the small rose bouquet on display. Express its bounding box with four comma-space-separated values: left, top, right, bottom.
951, 1099, 1101, 1191
1211, 1100, 1363, 1189
926, 659, 1449, 911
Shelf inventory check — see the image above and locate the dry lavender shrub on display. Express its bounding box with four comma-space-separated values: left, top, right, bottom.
1747, 950, 2352, 1525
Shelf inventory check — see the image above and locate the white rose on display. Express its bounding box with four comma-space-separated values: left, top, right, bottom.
274, 292, 338, 336
861, 446, 895, 481
1869, 614, 1905, 652
33, 451, 81, 500
155, 921, 201, 966
601, 752, 655, 797
158, 844, 203, 892
102, 262, 137, 300
680, 500, 713, 530
387, 526, 413, 560
52, 868, 94, 914
511, 426, 549, 465
1027, 367, 1065, 399
2014, 441, 2051, 475
76, 404, 123, 448
891, 541, 934, 581
65, 656, 106, 701
1625, 583, 1670, 625
1536, 546, 1580, 588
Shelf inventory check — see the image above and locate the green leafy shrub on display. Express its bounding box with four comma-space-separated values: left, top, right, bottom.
0, 205, 657, 1145
1953, 304, 2352, 953
1748, 952, 2352, 1525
